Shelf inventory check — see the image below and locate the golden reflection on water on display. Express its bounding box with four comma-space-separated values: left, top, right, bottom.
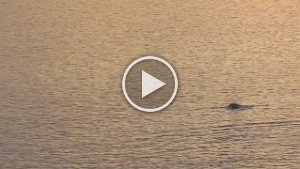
0, 0, 299, 168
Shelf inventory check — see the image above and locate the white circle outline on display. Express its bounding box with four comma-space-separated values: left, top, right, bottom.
122, 56, 178, 112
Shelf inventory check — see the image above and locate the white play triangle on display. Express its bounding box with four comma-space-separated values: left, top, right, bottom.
142, 70, 166, 98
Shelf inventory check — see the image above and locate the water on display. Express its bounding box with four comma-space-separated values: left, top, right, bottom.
0, 0, 299, 168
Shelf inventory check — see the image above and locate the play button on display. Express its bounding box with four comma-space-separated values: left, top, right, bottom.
142, 70, 166, 98
122, 56, 178, 112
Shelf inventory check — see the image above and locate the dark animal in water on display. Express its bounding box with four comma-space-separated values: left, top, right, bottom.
225, 103, 256, 110
201, 103, 268, 111
227, 103, 243, 109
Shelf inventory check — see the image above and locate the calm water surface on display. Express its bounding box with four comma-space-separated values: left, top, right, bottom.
0, 0, 300, 168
